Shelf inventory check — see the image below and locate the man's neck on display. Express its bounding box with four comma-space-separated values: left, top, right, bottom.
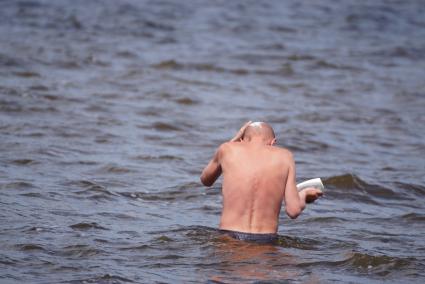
244, 137, 270, 146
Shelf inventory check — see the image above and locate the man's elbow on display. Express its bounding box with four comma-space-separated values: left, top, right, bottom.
286, 206, 303, 219
200, 175, 213, 187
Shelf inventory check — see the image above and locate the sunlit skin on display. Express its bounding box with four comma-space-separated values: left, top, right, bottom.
200, 121, 323, 234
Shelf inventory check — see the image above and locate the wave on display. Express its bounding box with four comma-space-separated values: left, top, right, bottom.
1, 181, 37, 190
119, 244, 150, 251
309, 59, 363, 71
9, 159, 39, 166
151, 60, 294, 76
15, 243, 47, 252
336, 251, 413, 276
96, 164, 136, 174
150, 122, 183, 132
394, 182, 425, 197
60, 244, 105, 258
119, 183, 201, 202
297, 250, 415, 277
398, 212, 425, 222
323, 174, 410, 203
64, 179, 118, 201
174, 97, 199, 106
131, 154, 183, 161
69, 222, 108, 231
66, 274, 134, 284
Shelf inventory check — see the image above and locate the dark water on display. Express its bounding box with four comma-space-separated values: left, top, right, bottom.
1, 0, 425, 283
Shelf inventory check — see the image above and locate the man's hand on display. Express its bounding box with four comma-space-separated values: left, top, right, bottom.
299, 187, 323, 204
229, 121, 252, 142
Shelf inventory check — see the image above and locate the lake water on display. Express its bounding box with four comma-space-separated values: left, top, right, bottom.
1, 0, 425, 283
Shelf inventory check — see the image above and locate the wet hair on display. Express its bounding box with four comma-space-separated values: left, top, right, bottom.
243, 121, 275, 141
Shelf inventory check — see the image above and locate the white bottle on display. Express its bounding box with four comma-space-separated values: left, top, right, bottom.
296, 178, 325, 191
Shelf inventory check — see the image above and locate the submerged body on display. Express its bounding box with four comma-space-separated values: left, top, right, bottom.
201, 121, 322, 235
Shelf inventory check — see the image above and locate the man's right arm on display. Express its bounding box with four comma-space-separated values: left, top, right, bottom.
200, 144, 225, 187
283, 152, 306, 219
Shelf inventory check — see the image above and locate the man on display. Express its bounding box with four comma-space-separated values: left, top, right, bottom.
200, 121, 323, 243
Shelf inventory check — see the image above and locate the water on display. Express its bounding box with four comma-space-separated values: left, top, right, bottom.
1, 0, 425, 283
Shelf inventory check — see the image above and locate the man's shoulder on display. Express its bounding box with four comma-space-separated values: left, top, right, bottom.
270, 145, 291, 153
217, 141, 235, 155
218, 141, 245, 152
218, 141, 233, 150
219, 143, 294, 158
270, 146, 294, 159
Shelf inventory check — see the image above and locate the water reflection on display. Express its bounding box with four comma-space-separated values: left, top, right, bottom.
209, 236, 300, 283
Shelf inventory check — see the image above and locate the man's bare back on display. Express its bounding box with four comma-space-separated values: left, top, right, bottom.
200, 121, 322, 235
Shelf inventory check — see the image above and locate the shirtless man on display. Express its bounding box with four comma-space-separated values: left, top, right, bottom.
200, 121, 323, 242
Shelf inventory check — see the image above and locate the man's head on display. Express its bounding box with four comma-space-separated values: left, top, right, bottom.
243, 121, 276, 145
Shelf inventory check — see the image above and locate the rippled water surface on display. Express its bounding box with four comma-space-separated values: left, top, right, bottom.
1, 0, 425, 283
